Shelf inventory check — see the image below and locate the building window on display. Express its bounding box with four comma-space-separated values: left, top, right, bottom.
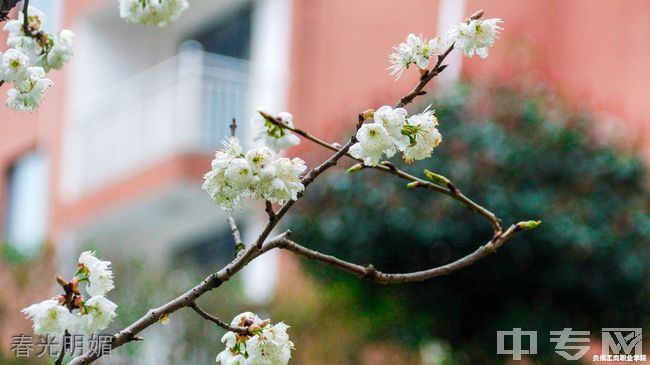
186, 4, 253, 148
6, 151, 49, 256
188, 3, 253, 59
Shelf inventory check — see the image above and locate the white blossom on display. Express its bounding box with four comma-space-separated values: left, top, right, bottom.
448, 18, 502, 59
260, 157, 306, 205
22, 299, 76, 336
40, 29, 75, 71
373, 105, 409, 146
388, 34, 442, 79
225, 158, 255, 190
82, 296, 118, 334
401, 109, 442, 163
349, 123, 396, 166
216, 312, 294, 365
119, 0, 189, 27
1, 48, 29, 82
245, 147, 274, 173
203, 137, 306, 210
6, 66, 53, 112
203, 138, 247, 210
216, 350, 246, 365
78, 251, 115, 297
252, 111, 301, 152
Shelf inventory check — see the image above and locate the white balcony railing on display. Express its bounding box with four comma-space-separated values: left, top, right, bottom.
64, 49, 251, 199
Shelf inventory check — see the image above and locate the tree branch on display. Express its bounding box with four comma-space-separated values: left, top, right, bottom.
54, 331, 70, 365
264, 200, 276, 221
272, 222, 530, 284
188, 302, 250, 334
21, 0, 29, 35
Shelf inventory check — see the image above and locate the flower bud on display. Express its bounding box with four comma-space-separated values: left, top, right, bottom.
469, 9, 484, 20
406, 181, 420, 189
518, 220, 542, 230
423, 169, 450, 186
159, 313, 170, 325
70, 277, 81, 295
361, 109, 375, 121
346, 163, 364, 174
56, 275, 68, 288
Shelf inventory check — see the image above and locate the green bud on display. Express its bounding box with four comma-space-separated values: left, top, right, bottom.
346, 164, 364, 174
423, 169, 450, 186
406, 181, 420, 189
518, 220, 542, 230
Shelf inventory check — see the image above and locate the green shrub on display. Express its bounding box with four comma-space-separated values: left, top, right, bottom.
289, 84, 650, 364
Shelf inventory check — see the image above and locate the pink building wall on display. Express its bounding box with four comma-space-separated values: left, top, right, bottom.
288, 0, 650, 160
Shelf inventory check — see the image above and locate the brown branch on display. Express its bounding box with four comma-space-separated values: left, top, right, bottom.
54, 331, 70, 365
0, 0, 21, 22
273, 222, 531, 284
264, 200, 276, 221
188, 302, 250, 334
230, 118, 237, 137
21, 0, 29, 35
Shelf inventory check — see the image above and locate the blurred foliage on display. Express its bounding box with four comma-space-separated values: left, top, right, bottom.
0, 243, 31, 265
288, 84, 650, 364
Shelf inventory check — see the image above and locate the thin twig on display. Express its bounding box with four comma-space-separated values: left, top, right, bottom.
1, 1, 22, 22
273, 223, 527, 284
54, 331, 69, 365
230, 118, 237, 137
264, 200, 276, 221
188, 302, 250, 334
21, 0, 29, 35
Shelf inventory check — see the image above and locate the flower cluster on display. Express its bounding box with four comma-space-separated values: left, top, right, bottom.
350, 105, 442, 166
203, 137, 307, 211
447, 17, 502, 59
252, 110, 301, 153
0, 6, 74, 111
216, 312, 294, 365
388, 34, 442, 79
119, 0, 189, 27
388, 15, 501, 78
22, 251, 117, 337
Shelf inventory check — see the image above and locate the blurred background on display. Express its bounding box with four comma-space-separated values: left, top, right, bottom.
0, 0, 649, 364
